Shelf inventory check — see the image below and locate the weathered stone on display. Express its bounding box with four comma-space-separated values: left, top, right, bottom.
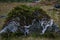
0, 5, 60, 36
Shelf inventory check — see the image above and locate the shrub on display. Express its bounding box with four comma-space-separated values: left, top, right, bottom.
3, 5, 53, 37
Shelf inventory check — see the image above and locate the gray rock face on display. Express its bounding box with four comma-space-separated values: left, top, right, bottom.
0, 17, 20, 34
0, 20, 19, 34
29, 18, 60, 35
0, 17, 60, 36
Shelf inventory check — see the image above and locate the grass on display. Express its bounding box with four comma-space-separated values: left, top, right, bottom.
0, 34, 60, 40
0, 2, 60, 40
0, 34, 59, 40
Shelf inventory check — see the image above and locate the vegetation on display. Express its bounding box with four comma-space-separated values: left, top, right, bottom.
5, 5, 48, 26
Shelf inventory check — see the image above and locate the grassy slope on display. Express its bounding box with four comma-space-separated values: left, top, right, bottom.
0, 2, 60, 40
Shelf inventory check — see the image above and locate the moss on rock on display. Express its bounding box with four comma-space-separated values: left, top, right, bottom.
4, 5, 50, 26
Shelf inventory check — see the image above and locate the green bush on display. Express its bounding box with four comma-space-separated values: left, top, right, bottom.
3, 5, 55, 38
5, 5, 48, 25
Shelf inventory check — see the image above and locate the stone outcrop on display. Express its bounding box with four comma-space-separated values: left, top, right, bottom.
0, 5, 60, 36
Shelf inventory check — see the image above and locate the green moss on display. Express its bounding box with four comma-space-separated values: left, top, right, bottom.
5, 5, 49, 25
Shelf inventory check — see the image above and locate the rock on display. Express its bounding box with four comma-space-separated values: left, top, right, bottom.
54, 4, 60, 8
0, 5, 60, 36
0, 17, 20, 34
0, 15, 6, 18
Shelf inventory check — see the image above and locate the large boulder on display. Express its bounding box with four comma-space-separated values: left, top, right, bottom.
0, 5, 60, 36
